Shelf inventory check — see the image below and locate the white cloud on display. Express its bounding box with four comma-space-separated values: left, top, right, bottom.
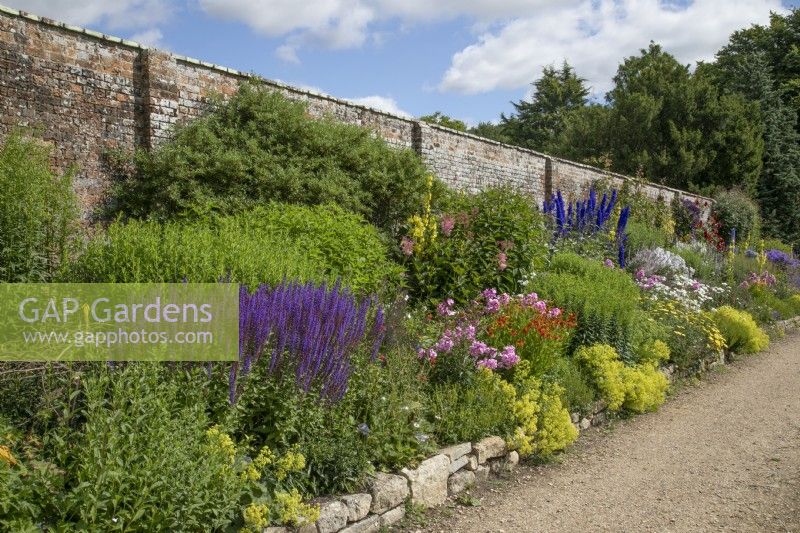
347, 95, 411, 117
438, 0, 786, 95
129, 28, 164, 48
7, 0, 171, 30
198, 0, 567, 62
275, 43, 301, 64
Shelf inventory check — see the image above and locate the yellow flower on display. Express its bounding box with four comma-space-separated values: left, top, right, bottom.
0, 445, 16, 466
242, 503, 271, 532
205, 426, 236, 464
273, 489, 320, 527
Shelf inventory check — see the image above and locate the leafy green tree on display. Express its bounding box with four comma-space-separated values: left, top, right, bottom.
468, 121, 512, 143
709, 48, 800, 247
605, 43, 763, 193
419, 112, 467, 131
502, 61, 589, 153
714, 10, 800, 129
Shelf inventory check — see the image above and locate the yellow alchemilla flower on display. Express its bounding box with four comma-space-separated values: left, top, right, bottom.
205, 426, 236, 464
273, 489, 320, 527
0, 445, 17, 466
242, 503, 271, 532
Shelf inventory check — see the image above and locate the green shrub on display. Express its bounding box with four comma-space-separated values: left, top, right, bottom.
404, 186, 548, 306
351, 347, 435, 471
548, 358, 596, 414
712, 189, 760, 243
626, 221, 671, 253
111, 83, 433, 235
575, 344, 668, 414
673, 245, 720, 283
428, 369, 517, 445
644, 300, 727, 371
532, 253, 644, 359
0, 131, 78, 281
50, 364, 246, 530
65, 204, 401, 294
508, 373, 578, 458
761, 238, 794, 255
711, 306, 769, 353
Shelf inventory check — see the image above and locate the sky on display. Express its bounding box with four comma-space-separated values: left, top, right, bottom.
6, 0, 799, 124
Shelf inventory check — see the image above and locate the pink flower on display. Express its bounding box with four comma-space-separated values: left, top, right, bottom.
440, 215, 455, 237
604, 259, 614, 268
497, 252, 508, 271
521, 292, 539, 307
485, 298, 501, 313
548, 307, 562, 318
498, 293, 511, 306
498, 240, 515, 252
482, 288, 497, 299
400, 237, 414, 256
499, 346, 519, 368
533, 300, 547, 314
436, 298, 456, 317
434, 336, 454, 353
477, 358, 498, 370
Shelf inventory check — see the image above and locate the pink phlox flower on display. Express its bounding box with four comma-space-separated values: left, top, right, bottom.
497, 252, 508, 271
481, 288, 497, 299
477, 358, 498, 370
440, 215, 455, 237
400, 237, 414, 256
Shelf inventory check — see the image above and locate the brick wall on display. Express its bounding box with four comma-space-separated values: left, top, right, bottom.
0, 6, 711, 220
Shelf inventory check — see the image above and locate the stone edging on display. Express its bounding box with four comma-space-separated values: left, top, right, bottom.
266, 316, 800, 533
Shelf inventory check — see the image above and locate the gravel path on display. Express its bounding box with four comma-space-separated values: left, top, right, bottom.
407, 332, 800, 533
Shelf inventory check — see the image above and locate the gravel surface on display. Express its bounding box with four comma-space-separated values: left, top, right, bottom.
404, 332, 800, 533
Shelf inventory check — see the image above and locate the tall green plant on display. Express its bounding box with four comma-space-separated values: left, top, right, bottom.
110, 83, 433, 235
0, 131, 78, 281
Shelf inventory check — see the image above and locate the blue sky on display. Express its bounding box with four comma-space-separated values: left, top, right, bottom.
7, 1, 800, 124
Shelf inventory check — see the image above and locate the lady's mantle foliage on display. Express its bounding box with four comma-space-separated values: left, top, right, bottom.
234, 281, 386, 403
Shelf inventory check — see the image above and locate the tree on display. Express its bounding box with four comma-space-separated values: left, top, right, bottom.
468, 122, 512, 144
419, 112, 467, 131
709, 46, 800, 246
605, 43, 763, 193
501, 61, 589, 153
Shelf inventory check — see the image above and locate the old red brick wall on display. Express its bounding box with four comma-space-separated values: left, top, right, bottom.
0, 6, 711, 221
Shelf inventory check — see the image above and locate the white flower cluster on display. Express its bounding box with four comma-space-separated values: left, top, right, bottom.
630, 247, 694, 278
643, 273, 728, 312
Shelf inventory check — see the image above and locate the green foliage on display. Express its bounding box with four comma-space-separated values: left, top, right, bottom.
644, 300, 727, 371
428, 369, 517, 445
575, 344, 668, 414
351, 347, 436, 472
711, 189, 760, 242
419, 112, 467, 131
711, 306, 770, 353
66, 204, 401, 294
110, 83, 432, 235
712, 29, 800, 248
626, 221, 671, 254
547, 358, 596, 414
406, 187, 548, 306
53, 364, 245, 530
230, 364, 373, 495
502, 61, 589, 153
606, 43, 763, 193
532, 253, 643, 359
0, 131, 78, 282
468, 122, 512, 144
